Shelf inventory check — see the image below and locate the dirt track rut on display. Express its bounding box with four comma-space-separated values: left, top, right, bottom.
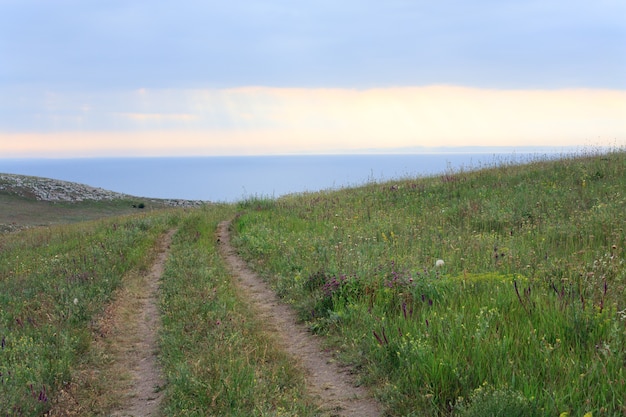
111, 229, 175, 417
217, 220, 382, 417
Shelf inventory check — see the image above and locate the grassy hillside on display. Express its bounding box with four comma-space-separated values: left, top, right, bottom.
0, 173, 200, 231
0, 213, 174, 415
0, 176, 322, 415
1, 151, 624, 416
232, 150, 626, 416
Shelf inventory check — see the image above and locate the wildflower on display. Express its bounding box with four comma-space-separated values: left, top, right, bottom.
73, 298, 78, 305
373, 330, 384, 345
435, 259, 445, 267
373, 327, 388, 345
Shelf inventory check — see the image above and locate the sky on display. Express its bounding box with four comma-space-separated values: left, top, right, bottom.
1, 0, 625, 158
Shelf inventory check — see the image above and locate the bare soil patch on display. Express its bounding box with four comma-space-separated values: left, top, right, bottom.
50, 230, 174, 416
109, 229, 175, 417
217, 220, 382, 417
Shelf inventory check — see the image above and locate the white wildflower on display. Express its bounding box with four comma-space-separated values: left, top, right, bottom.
435, 259, 445, 267
73, 298, 78, 305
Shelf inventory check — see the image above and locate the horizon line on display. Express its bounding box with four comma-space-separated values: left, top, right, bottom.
0, 145, 618, 160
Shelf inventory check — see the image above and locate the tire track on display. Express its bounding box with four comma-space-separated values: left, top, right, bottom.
217, 220, 381, 417
112, 229, 175, 417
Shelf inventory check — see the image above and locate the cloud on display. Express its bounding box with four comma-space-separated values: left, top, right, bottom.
120, 113, 197, 122
1, 1, 624, 89
1, 85, 624, 157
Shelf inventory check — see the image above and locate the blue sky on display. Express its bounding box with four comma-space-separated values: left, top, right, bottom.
1, 0, 625, 157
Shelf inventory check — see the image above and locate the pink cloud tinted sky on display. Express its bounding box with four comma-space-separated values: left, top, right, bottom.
1, 1, 624, 157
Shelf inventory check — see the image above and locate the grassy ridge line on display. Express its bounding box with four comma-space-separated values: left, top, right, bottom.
0, 173, 204, 232
0, 174, 133, 202
158, 205, 322, 416
231, 150, 626, 416
0, 173, 205, 206
2, 151, 624, 415
0, 212, 174, 415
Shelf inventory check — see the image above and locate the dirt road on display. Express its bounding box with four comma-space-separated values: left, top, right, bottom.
217, 220, 382, 417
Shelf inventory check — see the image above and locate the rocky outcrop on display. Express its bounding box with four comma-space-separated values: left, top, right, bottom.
0, 174, 206, 207
0, 174, 131, 201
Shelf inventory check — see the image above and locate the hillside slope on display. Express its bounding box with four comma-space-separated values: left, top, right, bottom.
231, 150, 626, 416
0, 173, 134, 202
0, 173, 204, 231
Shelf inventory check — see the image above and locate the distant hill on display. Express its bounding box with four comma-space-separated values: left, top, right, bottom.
0, 173, 205, 232
0, 173, 134, 202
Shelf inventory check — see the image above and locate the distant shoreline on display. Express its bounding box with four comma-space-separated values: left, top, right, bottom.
0, 149, 610, 202
0, 145, 602, 161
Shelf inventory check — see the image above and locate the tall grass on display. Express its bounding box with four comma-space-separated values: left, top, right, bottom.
158, 205, 320, 416
0, 212, 174, 415
232, 150, 626, 416
1, 203, 322, 416
2, 150, 624, 416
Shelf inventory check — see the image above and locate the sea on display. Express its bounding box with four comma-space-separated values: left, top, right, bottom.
0, 152, 562, 202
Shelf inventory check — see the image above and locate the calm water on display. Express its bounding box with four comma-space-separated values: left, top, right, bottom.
1, 153, 546, 202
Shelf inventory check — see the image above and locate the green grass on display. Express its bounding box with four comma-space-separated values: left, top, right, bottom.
158, 205, 321, 416
1, 150, 625, 416
232, 150, 626, 416
0, 173, 185, 231
0, 212, 174, 415
0, 191, 172, 232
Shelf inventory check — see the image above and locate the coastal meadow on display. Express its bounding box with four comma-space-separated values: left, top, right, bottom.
157, 205, 320, 416
1, 149, 624, 416
232, 150, 626, 416
0, 212, 174, 415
